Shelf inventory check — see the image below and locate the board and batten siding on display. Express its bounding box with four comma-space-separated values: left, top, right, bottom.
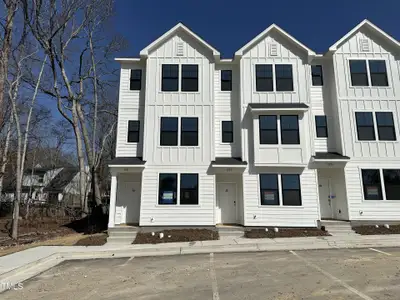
345, 162, 400, 221
214, 65, 241, 157
116, 62, 145, 157
243, 168, 319, 227
139, 166, 215, 226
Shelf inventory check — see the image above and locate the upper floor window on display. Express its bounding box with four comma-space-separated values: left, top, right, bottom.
256, 65, 273, 91
160, 117, 178, 146
130, 70, 142, 90
162, 64, 179, 91
127, 120, 140, 143
221, 70, 232, 91
315, 115, 328, 138
181, 65, 198, 92
181, 117, 198, 146
256, 64, 293, 92
221, 121, 233, 143
280, 115, 299, 144
311, 65, 323, 86
355, 112, 396, 141
259, 115, 278, 144
349, 59, 388, 87
275, 65, 293, 91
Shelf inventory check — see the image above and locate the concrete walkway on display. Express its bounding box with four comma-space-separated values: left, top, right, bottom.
1, 234, 400, 292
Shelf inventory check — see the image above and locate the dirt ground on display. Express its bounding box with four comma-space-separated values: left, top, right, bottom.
245, 227, 330, 238
3, 248, 400, 299
133, 229, 219, 244
353, 225, 400, 235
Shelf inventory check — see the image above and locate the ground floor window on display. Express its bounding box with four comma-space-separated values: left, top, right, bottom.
159, 173, 199, 205
361, 168, 400, 201
259, 174, 301, 206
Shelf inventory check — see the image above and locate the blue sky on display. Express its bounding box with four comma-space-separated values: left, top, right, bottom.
115, 0, 400, 57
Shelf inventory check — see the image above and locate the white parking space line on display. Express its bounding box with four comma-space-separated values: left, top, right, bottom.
209, 253, 220, 300
118, 256, 135, 267
369, 248, 392, 256
290, 251, 374, 300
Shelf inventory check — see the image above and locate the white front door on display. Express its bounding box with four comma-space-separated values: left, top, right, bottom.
318, 177, 333, 219
218, 183, 237, 224
117, 181, 141, 224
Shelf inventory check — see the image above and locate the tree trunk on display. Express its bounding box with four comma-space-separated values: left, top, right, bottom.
0, 114, 13, 199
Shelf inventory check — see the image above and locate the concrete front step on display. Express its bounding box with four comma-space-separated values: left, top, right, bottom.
107, 236, 135, 245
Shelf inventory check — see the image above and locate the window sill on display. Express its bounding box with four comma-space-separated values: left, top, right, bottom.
349, 85, 391, 90
362, 200, 400, 203
157, 146, 201, 149
155, 204, 202, 208
253, 91, 296, 94
158, 91, 201, 95
257, 205, 304, 209
355, 140, 398, 144
259, 144, 301, 148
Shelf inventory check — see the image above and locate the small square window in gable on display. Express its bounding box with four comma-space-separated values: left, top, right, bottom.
269, 43, 278, 57
176, 41, 184, 56
359, 39, 370, 52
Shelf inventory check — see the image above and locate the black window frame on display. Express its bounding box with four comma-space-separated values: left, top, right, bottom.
281, 174, 302, 206
158, 173, 178, 205
259, 174, 279, 206
221, 70, 232, 91
162, 64, 179, 91
315, 115, 328, 138
349, 60, 369, 86
180, 174, 199, 205
311, 65, 323, 86
361, 169, 383, 200
130, 69, 142, 90
181, 117, 198, 146
275, 64, 294, 91
383, 169, 400, 201
127, 120, 140, 143
259, 115, 278, 144
280, 115, 300, 145
256, 64, 273, 91
221, 121, 233, 143
369, 60, 388, 87
160, 117, 178, 146
376, 112, 396, 141
355, 112, 375, 141
181, 64, 198, 92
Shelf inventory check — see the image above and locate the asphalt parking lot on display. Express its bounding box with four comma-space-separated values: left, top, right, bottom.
3, 247, 400, 299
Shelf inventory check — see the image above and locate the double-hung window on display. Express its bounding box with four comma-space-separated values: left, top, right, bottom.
160, 117, 178, 146
158, 173, 199, 205
311, 65, 323, 86
259, 115, 278, 144
222, 121, 233, 143
130, 70, 142, 90
260, 174, 302, 206
221, 70, 232, 91
162, 64, 179, 91
383, 170, 400, 200
181, 118, 198, 146
127, 120, 140, 143
349, 59, 388, 87
280, 115, 300, 144
275, 65, 293, 91
256, 65, 273, 91
315, 115, 328, 138
355, 112, 396, 141
181, 65, 198, 92
256, 64, 293, 91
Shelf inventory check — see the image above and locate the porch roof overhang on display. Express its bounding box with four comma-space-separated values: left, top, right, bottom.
108, 157, 146, 172
210, 157, 247, 173
311, 152, 350, 168
249, 103, 309, 115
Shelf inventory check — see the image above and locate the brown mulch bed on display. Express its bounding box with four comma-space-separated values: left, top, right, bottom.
245, 228, 330, 239
74, 233, 108, 246
353, 225, 400, 235
133, 229, 219, 244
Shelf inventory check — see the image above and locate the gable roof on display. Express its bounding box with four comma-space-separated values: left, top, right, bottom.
43, 167, 79, 193
329, 19, 400, 53
235, 24, 316, 58
140, 23, 220, 58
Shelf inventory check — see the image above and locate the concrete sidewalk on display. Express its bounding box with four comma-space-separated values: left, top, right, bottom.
1, 234, 400, 292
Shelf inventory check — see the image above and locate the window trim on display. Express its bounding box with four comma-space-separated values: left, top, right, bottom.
181, 64, 199, 92
159, 116, 200, 147
315, 115, 328, 138
280, 115, 300, 145
376, 112, 396, 141
311, 65, 324, 86
127, 120, 140, 143
259, 174, 303, 207
160, 64, 200, 93
360, 168, 400, 202
160, 117, 179, 146
254, 63, 295, 93
221, 70, 232, 91
157, 172, 201, 206
221, 121, 234, 143
348, 58, 390, 88
161, 64, 179, 92
259, 115, 278, 145
354, 111, 397, 142
130, 69, 142, 91
181, 117, 199, 146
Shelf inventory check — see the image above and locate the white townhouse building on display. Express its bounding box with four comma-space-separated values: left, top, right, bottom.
108, 20, 400, 229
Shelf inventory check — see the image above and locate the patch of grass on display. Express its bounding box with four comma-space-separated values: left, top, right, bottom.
245, 228, 330, 239
133, 229, 219, 244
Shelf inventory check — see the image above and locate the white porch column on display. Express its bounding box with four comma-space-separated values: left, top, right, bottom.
108, 171, 118, 228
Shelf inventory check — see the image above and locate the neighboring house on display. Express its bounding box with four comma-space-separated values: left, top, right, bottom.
3, 166, 86, 207
108, 19, 400, 228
